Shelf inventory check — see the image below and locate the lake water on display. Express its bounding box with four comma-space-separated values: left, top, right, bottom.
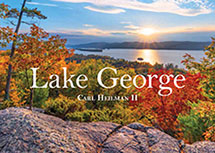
75, 49, 205, 68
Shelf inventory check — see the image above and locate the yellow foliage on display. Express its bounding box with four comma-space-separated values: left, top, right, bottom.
0, 51, 8, 99
204, 126, 215, 141
0, 50, 8, 74
9, 79, 25, 107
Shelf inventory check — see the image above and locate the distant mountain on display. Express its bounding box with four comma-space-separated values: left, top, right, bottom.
70, 41, 210, 50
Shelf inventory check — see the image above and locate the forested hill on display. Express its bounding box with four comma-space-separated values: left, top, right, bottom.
70, 41, 210, 50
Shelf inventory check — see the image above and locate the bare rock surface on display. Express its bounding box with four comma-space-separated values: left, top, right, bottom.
0, 107, 214, 153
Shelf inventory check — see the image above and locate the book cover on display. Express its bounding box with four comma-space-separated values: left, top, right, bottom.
0, 0, 215, 152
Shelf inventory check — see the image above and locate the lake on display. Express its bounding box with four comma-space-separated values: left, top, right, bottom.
75, 49, 205, 68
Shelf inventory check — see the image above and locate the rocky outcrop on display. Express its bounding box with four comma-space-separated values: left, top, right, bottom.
0, 107, 214, 153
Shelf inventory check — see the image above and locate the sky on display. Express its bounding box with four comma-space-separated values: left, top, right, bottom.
1, 0, 215, 44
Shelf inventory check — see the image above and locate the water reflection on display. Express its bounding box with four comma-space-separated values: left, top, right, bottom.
75, 49, 204, 68
137, 49, 161, 65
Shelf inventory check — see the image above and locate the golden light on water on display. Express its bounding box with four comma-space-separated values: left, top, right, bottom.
135, 27, 162, 64
137, 49, 161, 64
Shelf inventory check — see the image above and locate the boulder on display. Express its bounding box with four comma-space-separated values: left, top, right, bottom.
0, 107, 214, 153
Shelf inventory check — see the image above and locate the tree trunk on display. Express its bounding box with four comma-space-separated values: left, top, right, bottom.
29, 88, 34, 110
4, 0, 27, 101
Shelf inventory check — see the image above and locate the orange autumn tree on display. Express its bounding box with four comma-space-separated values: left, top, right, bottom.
0, 3, 10, 19
10, 25, 74, 109
0, 3, 15, 101
0, 26, 20, 105
0, 51, 9, 100
1, 1, 47, 100
129, 69, 205, 137
0, 51, 21, 106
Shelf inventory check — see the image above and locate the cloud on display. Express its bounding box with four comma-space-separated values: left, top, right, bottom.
51, 26, 215, 39
111, 32, 126, 35
163, 26, 215, 34
84, 6, 125, 14
52, 28, 131, 37
83, 24, 94, 27
124, 25, 140, 30
27, 2, 57, 7
120, 21, 132, 25
52, 0, 213, 16
121, 22, 141, 30
54, 28, 112, 36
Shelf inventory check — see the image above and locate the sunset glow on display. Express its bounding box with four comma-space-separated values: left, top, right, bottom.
140, 28, 155, 36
